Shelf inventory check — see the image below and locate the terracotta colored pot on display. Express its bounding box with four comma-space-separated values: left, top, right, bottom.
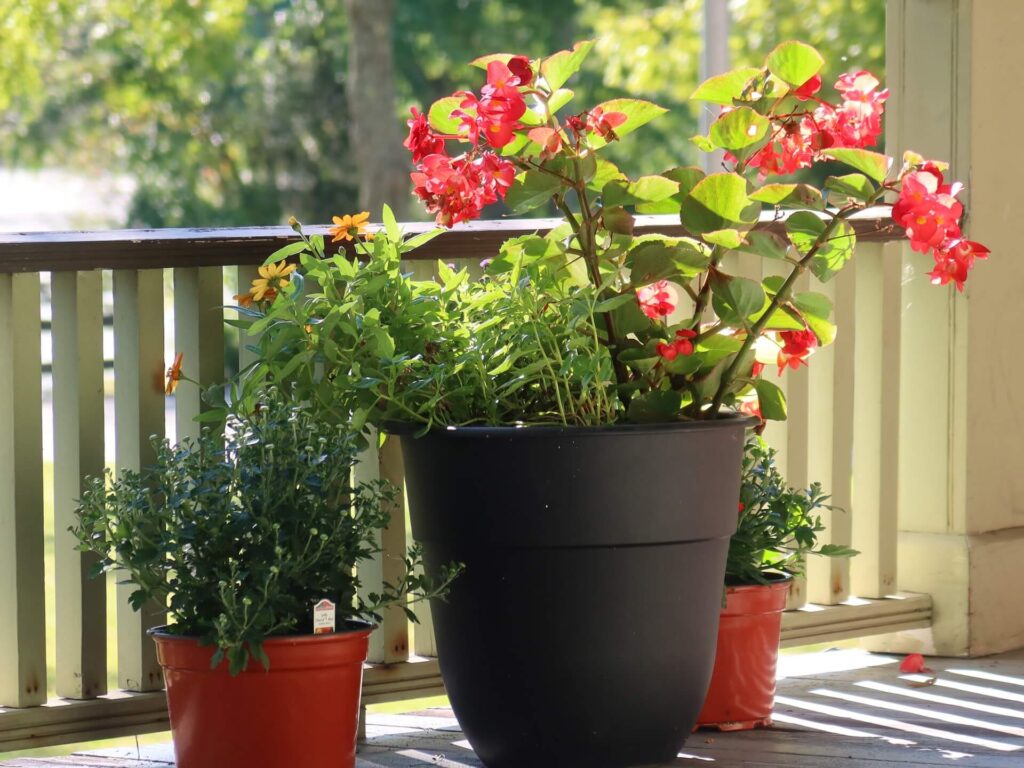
696, 577, 792, 731
151, 622, 372, 768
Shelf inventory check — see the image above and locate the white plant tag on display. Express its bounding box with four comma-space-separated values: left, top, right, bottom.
313, 598, 336, 634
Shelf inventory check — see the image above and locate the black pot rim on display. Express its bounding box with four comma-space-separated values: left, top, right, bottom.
146, 619, 376, 641
385, 412, 758, 439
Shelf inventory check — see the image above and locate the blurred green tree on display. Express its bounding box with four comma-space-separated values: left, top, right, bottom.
0, 0, 884, 227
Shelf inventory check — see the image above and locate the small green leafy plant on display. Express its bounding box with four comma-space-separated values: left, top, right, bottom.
73, 389, 460, 674
228, 209, 617, 431
728, 436, 857, 585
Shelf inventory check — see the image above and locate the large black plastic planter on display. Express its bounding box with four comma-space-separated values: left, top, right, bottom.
398, 417, 752, 768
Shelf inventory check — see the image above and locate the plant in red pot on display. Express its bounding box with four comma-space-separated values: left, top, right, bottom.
72, 388, 458, 768
697, 435, 857, 731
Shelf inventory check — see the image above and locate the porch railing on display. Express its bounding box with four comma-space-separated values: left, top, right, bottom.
0, 214, 931, 752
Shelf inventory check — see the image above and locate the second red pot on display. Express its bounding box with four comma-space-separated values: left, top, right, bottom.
151, 622, 372, 768
697, 577, 791, 731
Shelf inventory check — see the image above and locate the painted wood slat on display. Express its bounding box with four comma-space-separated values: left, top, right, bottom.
807, 266, 854, 605
355, 435, 410, 665
849, 246, 896, 598
0, 274, 47, 708
234, 265, 261, 374
112, 270, 166, 693
784, 274, 817, 612
51, 271, 108, 699
759, 260, 790, 479
797, 273, 847, 606
172, 267, 225, 441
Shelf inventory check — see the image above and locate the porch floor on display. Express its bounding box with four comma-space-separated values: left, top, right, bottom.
4, 648, 1024, 767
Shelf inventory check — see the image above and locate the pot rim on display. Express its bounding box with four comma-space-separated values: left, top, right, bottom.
147, 619, 376, 643
724, 573, 794, 593
384, 412, 759, 438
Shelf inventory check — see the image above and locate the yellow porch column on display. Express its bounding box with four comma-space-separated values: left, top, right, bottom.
877, 0, 1024, 656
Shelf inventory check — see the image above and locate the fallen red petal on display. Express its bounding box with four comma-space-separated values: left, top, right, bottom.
899, 652, 931, 674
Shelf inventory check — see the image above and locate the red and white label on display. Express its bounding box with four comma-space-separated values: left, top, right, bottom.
313, 599, 336, 634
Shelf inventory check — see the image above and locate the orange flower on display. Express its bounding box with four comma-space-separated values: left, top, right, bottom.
233, 292, 254, 308
250, 261, 297, 302
329, 212, 371, 242
165, 352, 184, 395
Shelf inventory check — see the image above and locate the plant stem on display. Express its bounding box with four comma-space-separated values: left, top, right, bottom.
708, 196, 884, 417
690, 250, 725, 327
565, 159, 632, 401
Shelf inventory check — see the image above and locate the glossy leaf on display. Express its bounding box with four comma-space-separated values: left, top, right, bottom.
749, 183, 824, 210
755, 379, 787, 421
691, 67, 762, 104
504, 171, 561, 213
635, 167, 705, 214
628, 239, 709, 283
469, 53, 515, 69
681, 172, 761, 241
824, 148, 890, 183
602, 205, 635, 235
588, 158, 627, 192
603, 175, 680, 207
540, 40, 595, 91
587, 98, 668, 150
709, 107, 770, 151
547, 88, 575, 113
262, 241, 308, 267
824, 173, 876, 202
787, 212, 856, 283
427, 96, 462, 135
738, 230, 790, 261
792, 291, 833, 321
626, 389, 683, 423
710, 272, 765, 325
766, 41, 824, 87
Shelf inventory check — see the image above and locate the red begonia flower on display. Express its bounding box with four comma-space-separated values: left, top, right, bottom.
507, 56, 533, 86
831, 71, 889, 149
776, 328, 818, 375
738, 398, 762, 420
655, 329, 697, 362
404, 107, 446, 163
741, 117, 818, 177
902, 200, 963, 254
636, 280, 677, 319
793, 74, 822, 101
527, 127, 563, 160
586, 107, 627, 140
410, 151, 515, 227
929, 240, 990, 292
565, 113, 588, 135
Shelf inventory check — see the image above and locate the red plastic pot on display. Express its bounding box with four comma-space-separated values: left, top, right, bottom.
151, 622, 372, 768
696, 577, 791, 731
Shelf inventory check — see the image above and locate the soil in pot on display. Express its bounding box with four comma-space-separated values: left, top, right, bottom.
151, 622, 372, 768
696, 575, 792, 731
398, 417, 752, 768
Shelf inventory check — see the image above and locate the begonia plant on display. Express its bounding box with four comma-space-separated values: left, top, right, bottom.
235, 40, 987, 428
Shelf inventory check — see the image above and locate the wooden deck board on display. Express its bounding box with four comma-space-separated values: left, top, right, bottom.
5, 648, 1024, 766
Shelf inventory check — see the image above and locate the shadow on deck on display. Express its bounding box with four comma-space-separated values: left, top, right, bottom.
4, 648, 1024, 767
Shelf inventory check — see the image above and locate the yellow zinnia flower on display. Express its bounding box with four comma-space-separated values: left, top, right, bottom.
329, 211, 371, 242
250, 261, 297, 302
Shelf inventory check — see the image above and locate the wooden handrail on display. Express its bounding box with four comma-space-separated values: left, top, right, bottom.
0, 209, 902, 273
